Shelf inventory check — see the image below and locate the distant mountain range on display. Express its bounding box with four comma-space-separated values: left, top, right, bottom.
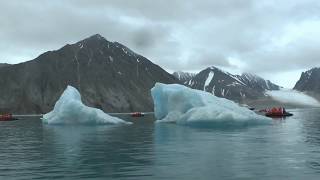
0, 34, 178, 113
2, 33, 315, 113
294, 67, 320, 95
173, 66, 280, 102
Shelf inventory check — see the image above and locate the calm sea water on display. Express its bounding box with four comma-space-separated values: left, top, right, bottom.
1, 109, 320, 179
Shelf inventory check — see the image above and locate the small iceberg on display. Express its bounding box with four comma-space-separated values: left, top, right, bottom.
151, 83, 270, 127
42, 86, 131, 125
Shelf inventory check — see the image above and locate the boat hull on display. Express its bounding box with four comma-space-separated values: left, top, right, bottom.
266, 112, 293, 117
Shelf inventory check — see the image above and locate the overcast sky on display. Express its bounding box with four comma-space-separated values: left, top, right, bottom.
1, 0, 320, 88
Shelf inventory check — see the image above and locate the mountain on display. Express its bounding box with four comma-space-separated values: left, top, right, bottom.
0, 63, 11, 68
239, 72, 280, 91
0, 34, 178, 113
184, 66, 280, 101
294, 67, 320, 93
172, 71, 196, 83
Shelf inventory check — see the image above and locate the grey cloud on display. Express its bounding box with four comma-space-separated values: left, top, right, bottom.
130, 24, 171, 50
185, 51, 232, 70
69, 0, 255, 21
0, 0, 175, 62
1, 0, 320, 87
244, 39, 320, 73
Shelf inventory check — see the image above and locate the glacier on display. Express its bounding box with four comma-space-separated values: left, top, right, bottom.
266, 89, 320, 107
42, 86, 131, 125
151, 83, 270, 126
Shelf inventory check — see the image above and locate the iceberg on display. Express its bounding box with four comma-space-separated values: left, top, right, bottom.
42, 86, 131, 125
151, 83, 270, 126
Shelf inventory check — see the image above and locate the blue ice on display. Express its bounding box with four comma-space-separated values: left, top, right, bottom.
42, 86, 131, 125
151, 83, 270, 127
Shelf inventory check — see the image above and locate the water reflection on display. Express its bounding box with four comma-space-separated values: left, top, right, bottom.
43, 125, 118, 160
2, 110, 320, 179
153, 116, 320, 179
39, 118, 156, 179
301, 109, 320, 146
153, 123, 259, 179
294, 108, 320, 172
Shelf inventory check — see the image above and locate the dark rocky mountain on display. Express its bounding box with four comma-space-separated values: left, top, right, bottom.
0, 63, 11, 68
172, 71, 196, 83
0, 34, 178, 113
184, 66, 280, 102
294, 67, 320, 93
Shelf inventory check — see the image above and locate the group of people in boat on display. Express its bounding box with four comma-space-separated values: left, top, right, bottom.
258, 107, 293, 117
0, 113, 16, 121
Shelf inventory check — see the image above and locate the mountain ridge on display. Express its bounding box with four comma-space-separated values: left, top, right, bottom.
0, 63, 11, 68
172, 71, 196, 83
294, 67, 320, 94
182, 66, 280, 102
0, 34, 178, 113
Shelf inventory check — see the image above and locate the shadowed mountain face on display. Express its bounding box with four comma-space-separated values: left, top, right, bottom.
294, 67, 320, 93
0, 63, 11, 68
183, 66, 280, 102
0, 34, 178, 113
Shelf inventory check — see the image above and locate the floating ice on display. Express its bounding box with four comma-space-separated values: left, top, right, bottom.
151, 83, 270, 126
266, 89, 320, 107
42, 86, 131, 125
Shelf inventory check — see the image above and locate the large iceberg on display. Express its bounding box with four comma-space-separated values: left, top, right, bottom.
151, 83, 270, 126
42, 86, 131, 125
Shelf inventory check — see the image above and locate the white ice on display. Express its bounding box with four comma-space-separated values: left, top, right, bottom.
42, 86, 131, 125
151, 83, 270, 126
266, 89, 320, 107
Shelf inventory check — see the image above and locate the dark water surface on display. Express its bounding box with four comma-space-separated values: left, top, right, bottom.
1, 109, 320, 179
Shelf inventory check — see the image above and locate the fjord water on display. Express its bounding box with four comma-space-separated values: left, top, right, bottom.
1, 109, 320, 179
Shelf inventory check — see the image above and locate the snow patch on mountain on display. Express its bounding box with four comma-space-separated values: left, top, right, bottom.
204, 72, 214, 90
173, 71, 196, 83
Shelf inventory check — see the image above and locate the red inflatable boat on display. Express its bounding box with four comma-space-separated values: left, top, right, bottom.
263, 107, 293, 117
131, 112, 145, 117
0, 113, 17, 121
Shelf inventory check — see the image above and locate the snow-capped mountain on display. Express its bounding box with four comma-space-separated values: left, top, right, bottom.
172, 71, 196, 83
0, 34, 178, 113
185, 66, 280, 101
294, 67, 320, 93
238, 73, 280, 91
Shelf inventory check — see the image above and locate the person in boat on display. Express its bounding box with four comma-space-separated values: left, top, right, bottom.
283, 107, 287, 113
